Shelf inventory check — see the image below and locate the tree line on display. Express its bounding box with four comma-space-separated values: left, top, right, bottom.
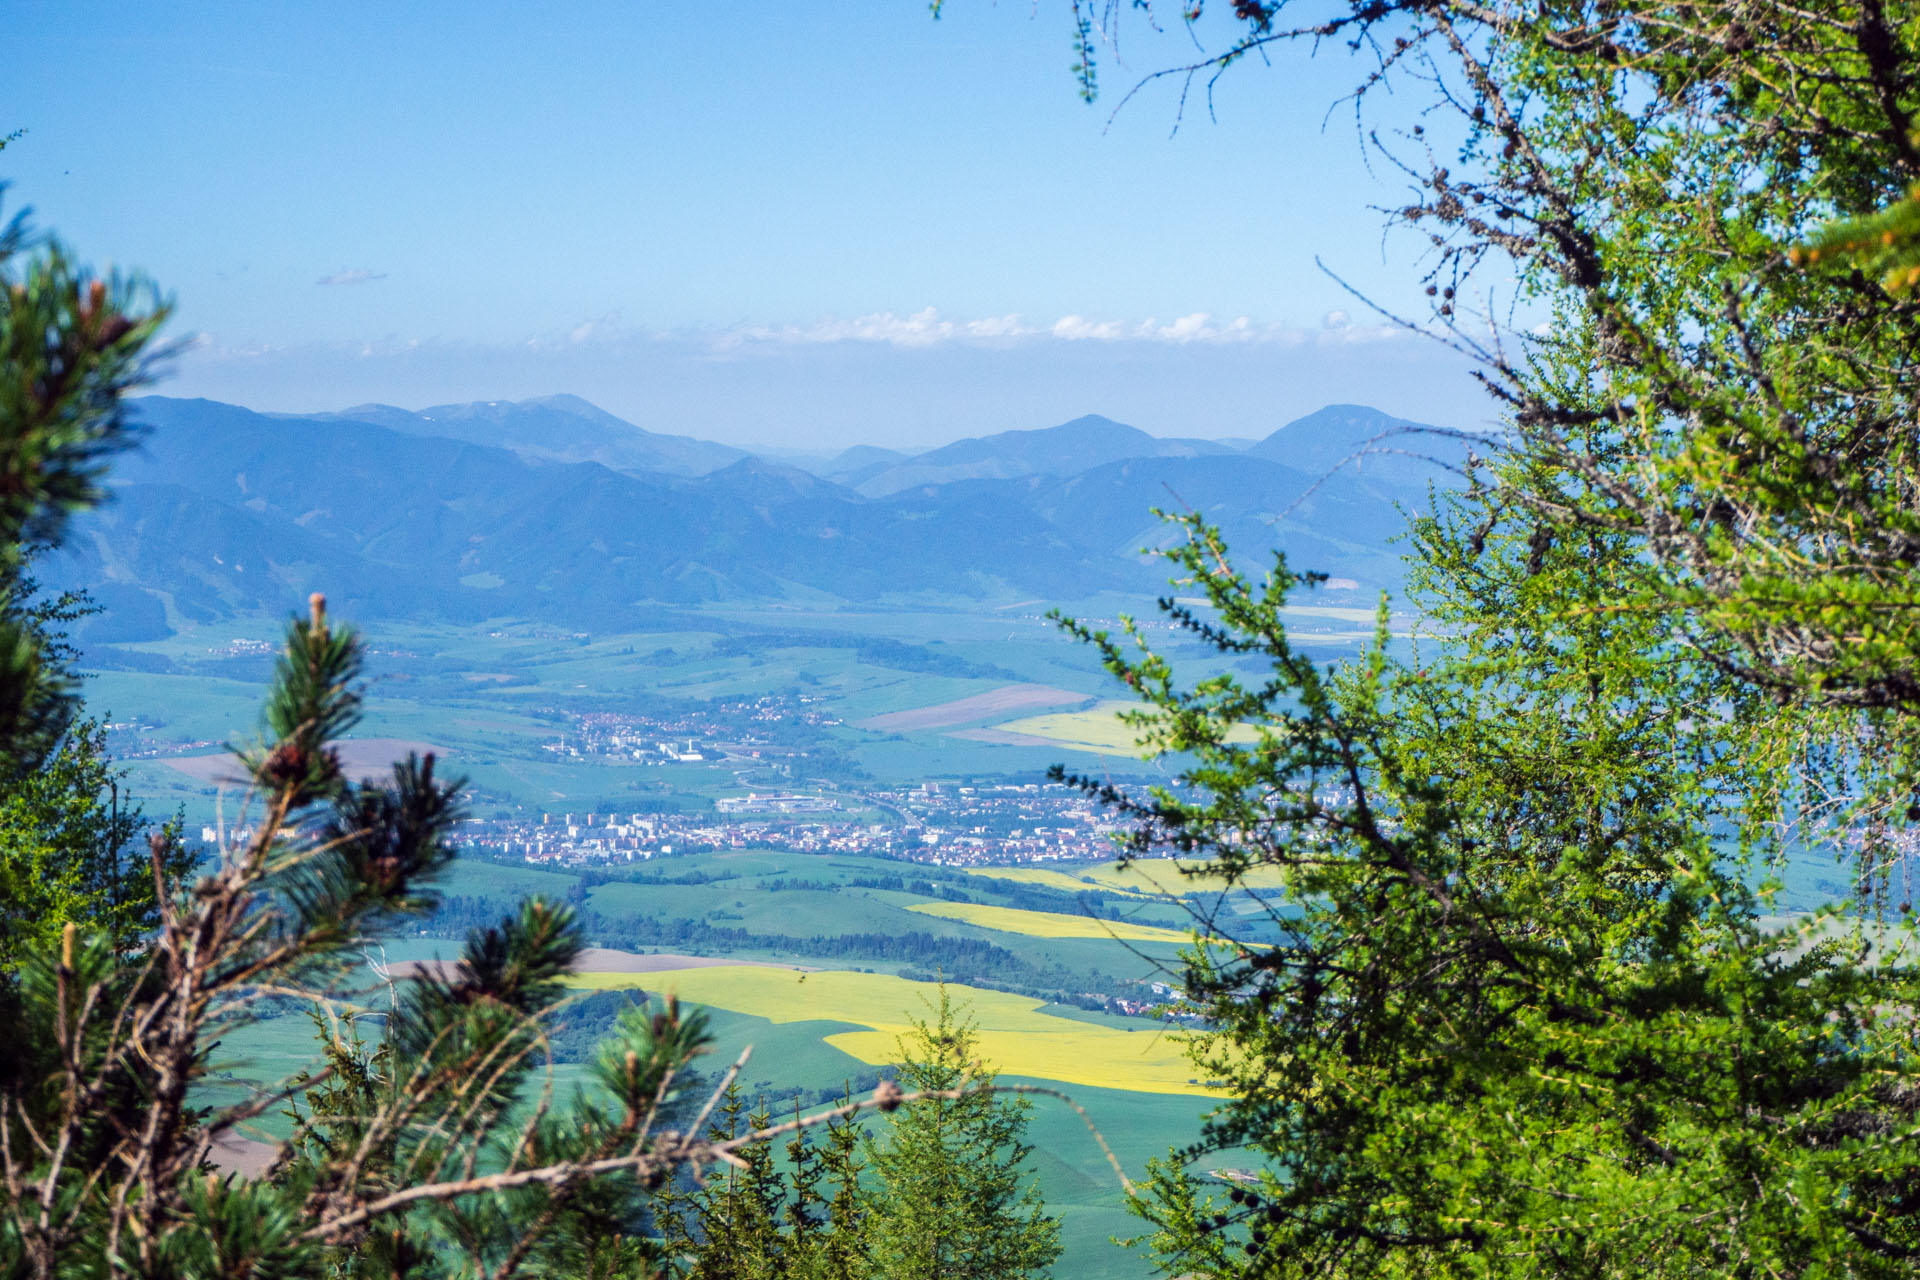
427, 891, 1125, 1007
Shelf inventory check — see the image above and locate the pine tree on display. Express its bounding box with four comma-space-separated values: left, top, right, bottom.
815, 1092, 871, 1280
779, 1100, 833, 1275
0, 587, 950, 1277
0, 196, 183, 969
0, 181, 953, 1280
652, 1160, 697, 1274
686, 1088, 787, 1280
0, 199, 168, 775
657, 1088, 862, 1280
860, 988, 1060, 1280
0, 717, 184, 971
1794, 172, 1920, 294
657, 1005, 1064, 1280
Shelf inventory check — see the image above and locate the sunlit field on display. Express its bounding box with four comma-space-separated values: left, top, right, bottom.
909, 901, 1194, 943
963, 865, 1148, 895
1077, 859, 1291, 895
964, 859, 1292, 896
570, 966, 1213, 1097
987, 700, 1144, 755
983, 700, 1269, 756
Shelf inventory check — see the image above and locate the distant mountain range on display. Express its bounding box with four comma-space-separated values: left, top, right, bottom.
43, 395, 1479, 641
821, 414, 1239, 496
304, 394, 751, 477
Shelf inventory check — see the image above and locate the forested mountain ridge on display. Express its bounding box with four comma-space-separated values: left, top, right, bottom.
845, 412, 1238, 495
305, 393, 751, 477
45, 396, 1461, 639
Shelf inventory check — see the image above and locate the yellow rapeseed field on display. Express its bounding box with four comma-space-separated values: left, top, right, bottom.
991, 701, 1265, 757
962, 866, 1143, 895
907, 901, 1193, 943
569, 966, 1213, 1097
990, 701, 1144, 756
1077, 859, 1291, 895
963, 859, 1291, 897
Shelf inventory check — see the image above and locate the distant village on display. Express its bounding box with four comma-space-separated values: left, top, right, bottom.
483, 705, 1135, 868
448, 779, 1126, 868
156, 687, 1141, 868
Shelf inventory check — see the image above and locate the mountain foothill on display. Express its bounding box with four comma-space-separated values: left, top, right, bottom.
51, 394, 1474, 642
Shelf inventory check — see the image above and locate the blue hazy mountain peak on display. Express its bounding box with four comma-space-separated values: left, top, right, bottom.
1246, 403, 1475, 483
691, 454, 842, 501
915, 413, 1154, 464
805, 443, 914, 486
854, 413, 1237, 496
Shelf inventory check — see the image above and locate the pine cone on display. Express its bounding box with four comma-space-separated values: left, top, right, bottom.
262, 741, 308, 786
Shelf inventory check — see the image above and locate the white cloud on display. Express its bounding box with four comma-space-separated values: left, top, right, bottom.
725, 307, 1040, 349
168, 312, 1490, 449
195, 308, 1415, 372
316, 268, 387, 287
1050, 314, 1127, 341
961, 314, 1029, 339
189, 336, 290, 361
1155, 313, 1213, 342
695, 307, 1403, 351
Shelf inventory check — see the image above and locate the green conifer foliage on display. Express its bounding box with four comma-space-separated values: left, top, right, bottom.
1056, 0, 1920, 836
0, 719, 175, 970
1019, 16, 1920, 1266
1794, 181, 1920, 294
859, 989, 1062, 1280
654, 1087, 868, 1280
1052, 495, 1920, 1278
0, 184, 1023, 1278
688, 1088, 788, 1280
815, 1093, 870, 1280
779, 1100, 833, 1273
0, 194, 187, 988
0, 593, 897, 1278
650, 999, 1064, 1280
0, 199, 168, 775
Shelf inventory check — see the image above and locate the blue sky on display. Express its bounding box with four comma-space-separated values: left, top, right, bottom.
5, 3, 1492, 449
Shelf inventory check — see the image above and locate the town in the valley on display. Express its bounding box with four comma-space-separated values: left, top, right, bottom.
163, 692, 1145, 869
448, 778, 1127, 868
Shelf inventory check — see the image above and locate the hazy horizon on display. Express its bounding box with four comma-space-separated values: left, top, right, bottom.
142, 343, 1474, 458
